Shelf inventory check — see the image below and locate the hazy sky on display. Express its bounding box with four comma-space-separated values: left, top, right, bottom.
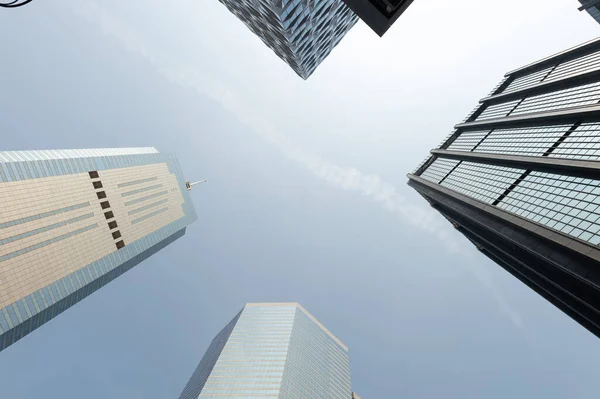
1, 0, 600, 398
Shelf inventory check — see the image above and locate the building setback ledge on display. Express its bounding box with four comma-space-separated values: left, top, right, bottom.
430, 149, 600, 180
480, 68, 600, 105
454, 104, 600, 131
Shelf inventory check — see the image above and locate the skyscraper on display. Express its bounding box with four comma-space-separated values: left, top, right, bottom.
340, 0, 414, 36
178, 302, 352, 398
217, 0, 358, 79
408, 37, 600, 338
578, 0, 600, 24
0, 148, 197, 352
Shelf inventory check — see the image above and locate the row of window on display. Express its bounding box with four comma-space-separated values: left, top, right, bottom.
442, 122, 600, 162
476, 78, 600, 122
499, 46, 600, 95
1, 224, 186, 350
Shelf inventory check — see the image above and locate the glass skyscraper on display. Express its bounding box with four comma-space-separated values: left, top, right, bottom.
0, 148, 197, 352
178, 302, 352, 398
408, 37, 600, 338
578, 0, 600, 24
216, 0, 358, 79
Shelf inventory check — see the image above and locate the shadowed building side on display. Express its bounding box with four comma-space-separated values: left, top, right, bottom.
340, 0, 414, 36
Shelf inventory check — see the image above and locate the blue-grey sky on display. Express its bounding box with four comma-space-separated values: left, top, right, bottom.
1, 0, 600, 398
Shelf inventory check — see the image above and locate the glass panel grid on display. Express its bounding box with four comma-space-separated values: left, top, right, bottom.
487, 76, 510, 96
472, 125, 571, 156
511, 81, 600, 116
446, 130, 490, 152
420, 159, 460, 183
440, 162, 525, 204
199, 306, 294, 397
545, 48, 600, 83
498, 172, 600, 245
549, 122, 600, 160
438, 130, 459, 148
475, 99, 521, 121
588, 6, 600, 23
0, 148, 158, 163
501, 66, 553, 94
217, 0, 358, 79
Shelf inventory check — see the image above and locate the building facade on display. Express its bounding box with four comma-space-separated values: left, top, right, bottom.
0, 148, 197, 351
178, 302, 352, 398
579, 0, 600, 24
408, 37, 600, 339
340, 0, 413, 36
217, 0, 358, 79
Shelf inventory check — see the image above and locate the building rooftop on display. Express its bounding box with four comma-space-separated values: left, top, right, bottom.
245, 302, 348, 351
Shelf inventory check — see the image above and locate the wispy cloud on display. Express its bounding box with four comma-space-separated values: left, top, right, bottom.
70, 0, 528, 333
71, 0, 463, 253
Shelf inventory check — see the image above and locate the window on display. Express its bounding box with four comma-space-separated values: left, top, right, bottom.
100, 201, 111, 210
93, 181, 103, 189
104, 211, 114, 220
108, 221, 118, 230
96, 191, 107, 199
112, 231, 122, 239
89, 171, 99, 179
115, 240, 125, 249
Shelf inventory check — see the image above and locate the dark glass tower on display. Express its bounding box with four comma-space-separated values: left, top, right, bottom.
408, 37, 600, 339
178, 303, 352, 399
579, 0, 600, 24
340, 0, 414, 36
217, 0, 358, 79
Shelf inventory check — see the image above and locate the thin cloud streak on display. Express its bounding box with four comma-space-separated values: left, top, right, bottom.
71, 0, 462, 254
71, 0, 528, 333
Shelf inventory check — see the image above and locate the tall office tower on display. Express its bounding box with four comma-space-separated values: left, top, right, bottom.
217, 0, 358, 79
179, 302, 352, 398
340, 0, 414, 36
0, 148, 197, 352
579, 0, 600, 24
408, 37, 600, 339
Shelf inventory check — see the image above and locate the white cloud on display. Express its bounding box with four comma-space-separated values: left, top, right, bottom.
70, 0, 529, 332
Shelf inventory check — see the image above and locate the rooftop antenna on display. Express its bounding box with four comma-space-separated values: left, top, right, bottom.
185, 180, 207, 191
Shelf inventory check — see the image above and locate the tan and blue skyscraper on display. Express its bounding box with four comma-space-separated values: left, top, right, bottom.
179, 302, 359, 398
0, 147, 197, 352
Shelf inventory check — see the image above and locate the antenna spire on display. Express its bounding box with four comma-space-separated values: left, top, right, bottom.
185, 180, 207, 191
